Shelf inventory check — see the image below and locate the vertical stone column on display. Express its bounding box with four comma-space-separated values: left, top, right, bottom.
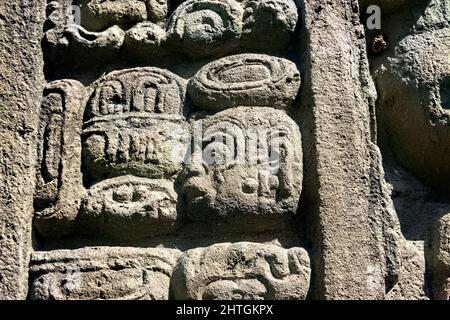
0, 0, 45, 299
299, 0, 396, 299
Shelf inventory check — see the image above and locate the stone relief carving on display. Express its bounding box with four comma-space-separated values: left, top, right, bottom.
29, 247, 181, 300
171, 243, 311, 300
43, 0, 299, 67
15, 0, 447, 301
82, 67, 188, 181
35, 67, 190, 239
367, 0, 450, 300
188, 54, 301, 111
166, 0, 244, 57
241, 0, 298, 52
34, 80, 86, 237
78, 0, 168, 32
80, 176, 179, 239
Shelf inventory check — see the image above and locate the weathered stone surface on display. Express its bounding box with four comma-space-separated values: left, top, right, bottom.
79, 0, 149, 32
188, 54, 301, 111
72, 0, 169, 32
167, 0, 244, 58
386, 241, 428, 300
44, 1, 126, 66
299, 0, 405, 299
44, 0, 299, 68
123, 22, 167, 57
171, 242, 311, 300
34, 80, 86, 237
83, 67, 188, 182
33, 67, 190, 240
368, 0, 450, 300
431, 213, 450, 300
359, 0, 407, 13
85, 67, 187, 118
242, 0, 298, 52
180, 107, 302, 227
80, 176, 178, 238
83, 118, 188, 181
29, 247, 181, 300
65, 24, 126, 52
376, 26, 450, 191
2, 0, 449, 301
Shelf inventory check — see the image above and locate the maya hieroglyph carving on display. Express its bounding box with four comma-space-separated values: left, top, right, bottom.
29, 247, 182, 300
31, 0, 308, 300
371, 0, 450, 300
43, 0, 299, 65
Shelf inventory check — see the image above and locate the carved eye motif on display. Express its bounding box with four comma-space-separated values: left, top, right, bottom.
98, 80, 127, 116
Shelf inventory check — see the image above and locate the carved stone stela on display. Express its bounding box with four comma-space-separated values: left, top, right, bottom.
30, 0, 310, 300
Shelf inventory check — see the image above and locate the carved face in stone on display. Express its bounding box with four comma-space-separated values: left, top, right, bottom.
180, 107, 302, 224
377, 27, 450, 190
